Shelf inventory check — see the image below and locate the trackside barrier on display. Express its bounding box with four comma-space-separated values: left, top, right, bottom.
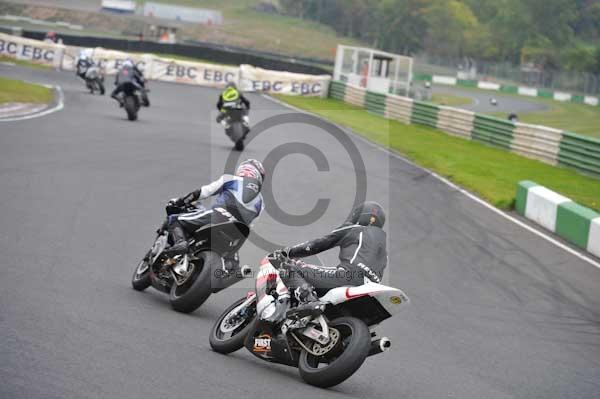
558, 132, 600, 176
344, 84, 366, 107
516, 181, 600, 258
471, 114, 513, 150
0, 33, 331, 96
436, 107, 474, 140
329, 81, 600, 178
410, 101, 439, 128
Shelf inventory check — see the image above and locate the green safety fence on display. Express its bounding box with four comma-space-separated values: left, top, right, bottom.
471, 115, 514, 150
365, 91, 387, 116
558, 132, 600, 177
537, 89, 554, 99
571, 95, 585, 104
457, 79, 478, 88
500, 85, 518, 94
410, 101, 439, 128
329, 81, 347, 101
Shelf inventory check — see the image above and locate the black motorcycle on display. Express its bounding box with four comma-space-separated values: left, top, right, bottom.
222, 107, 249, 151
131, 201, 250, 313
209, 252, 410, 387
120, 81, 150, 121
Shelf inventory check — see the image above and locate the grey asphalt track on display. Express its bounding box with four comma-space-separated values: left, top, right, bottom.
431, 84, 549, 114
1, 66, 599, 399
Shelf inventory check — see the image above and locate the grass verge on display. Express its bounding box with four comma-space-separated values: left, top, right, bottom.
431, 93, 472, 107
274, 95, 600, 212
491, 98, 600, 139
0, 55, 52, 70
0, 77, 53, 104
432, 84, 600, 139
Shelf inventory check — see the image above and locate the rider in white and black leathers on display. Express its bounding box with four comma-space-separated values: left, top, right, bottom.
165, 159, 265, 270
276, 201, 387, 307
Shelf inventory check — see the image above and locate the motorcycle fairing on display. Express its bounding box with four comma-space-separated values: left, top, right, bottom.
319, 283, 410, 316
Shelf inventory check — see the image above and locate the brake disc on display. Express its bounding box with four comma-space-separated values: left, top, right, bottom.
311, 328, 340, 356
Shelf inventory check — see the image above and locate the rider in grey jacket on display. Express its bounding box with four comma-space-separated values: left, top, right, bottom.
165, 159, 265, 270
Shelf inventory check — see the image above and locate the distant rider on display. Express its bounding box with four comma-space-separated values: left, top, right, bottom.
164, 159, 265, 271
216, 82, 250, 132
268, 201, 388, 318
75, 49, 94, 82
110, 59, 148, 107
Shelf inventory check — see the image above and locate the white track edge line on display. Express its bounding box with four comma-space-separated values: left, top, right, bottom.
0, 85, 64, 122
262, 94, 600, 270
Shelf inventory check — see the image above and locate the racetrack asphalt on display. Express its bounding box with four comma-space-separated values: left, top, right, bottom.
1, 65, 599, 399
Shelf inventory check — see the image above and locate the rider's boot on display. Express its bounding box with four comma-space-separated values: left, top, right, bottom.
163, 224, 188, 257
287, 283, 323, 318
111, 92, 124, 107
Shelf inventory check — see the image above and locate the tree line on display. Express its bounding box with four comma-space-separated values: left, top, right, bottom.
278, 0, 600, 74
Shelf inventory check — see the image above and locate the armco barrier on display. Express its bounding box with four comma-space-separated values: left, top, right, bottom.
558, 132, 600, 176
516, 181, 599, 258
329, 81, 600, 178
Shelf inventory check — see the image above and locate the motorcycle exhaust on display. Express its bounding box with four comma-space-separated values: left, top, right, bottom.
368, 337, 391, 356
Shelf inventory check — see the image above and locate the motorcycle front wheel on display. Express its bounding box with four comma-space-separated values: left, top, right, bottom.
131, 250, 152, 291
168, 250, 218, 313
298, 316, 371, 388
209, 297, 257, 354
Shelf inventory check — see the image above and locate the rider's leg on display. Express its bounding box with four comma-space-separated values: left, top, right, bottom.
110, 84, 124, 106
163, 219, 188, 256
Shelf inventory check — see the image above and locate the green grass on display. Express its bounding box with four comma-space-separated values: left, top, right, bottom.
0, 55, 51, 70
0, 76, 53, 104
275, 95, 600, 212
439, 85, 600, 139
431, 93, 472, 107
138, 0, 364, 60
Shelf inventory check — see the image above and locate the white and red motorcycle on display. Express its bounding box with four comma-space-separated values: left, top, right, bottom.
209, 252, 409, 388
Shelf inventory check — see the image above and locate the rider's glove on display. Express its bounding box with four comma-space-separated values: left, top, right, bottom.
168, 197, 185, 207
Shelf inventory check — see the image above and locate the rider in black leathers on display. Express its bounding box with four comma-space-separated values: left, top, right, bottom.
110, 59, 148, 106
216, 82, 251, 131
273, 201, 387, 309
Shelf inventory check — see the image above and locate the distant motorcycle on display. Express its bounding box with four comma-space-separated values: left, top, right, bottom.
119, 81, 150, 121
209, 252, 410, 388
84, 65, 105, 95
131, 200, 251, 313
221, 107, 250, 151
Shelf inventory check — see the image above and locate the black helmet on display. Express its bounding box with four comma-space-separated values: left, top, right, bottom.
349, 201, 385, 228
225, 81, 237, 90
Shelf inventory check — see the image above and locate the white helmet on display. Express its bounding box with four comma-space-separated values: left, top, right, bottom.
122, 59, 134, 68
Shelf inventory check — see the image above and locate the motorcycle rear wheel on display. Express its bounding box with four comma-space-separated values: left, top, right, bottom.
298, 316, 371, 388
209, 297, 257, 354
124, 96, 138, 121
168, 250, 218, 313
